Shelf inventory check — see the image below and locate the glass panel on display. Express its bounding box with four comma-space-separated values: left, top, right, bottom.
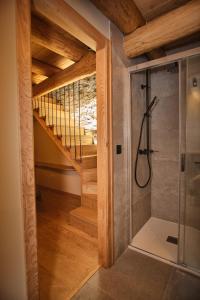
180, 54, 200, 272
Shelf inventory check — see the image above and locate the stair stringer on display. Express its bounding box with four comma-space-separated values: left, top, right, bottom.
33, 110, 81, 173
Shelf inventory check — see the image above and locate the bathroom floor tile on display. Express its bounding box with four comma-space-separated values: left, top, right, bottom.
73, 249, 200, 300
162, 269, 200, 300
72, 250, 173, 300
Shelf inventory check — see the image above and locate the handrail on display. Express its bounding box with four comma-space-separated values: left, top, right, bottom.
35, 161, 75, 173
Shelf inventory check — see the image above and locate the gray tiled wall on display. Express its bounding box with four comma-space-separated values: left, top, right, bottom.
131, 71, 151, 236
151, 66, 179, 222
131, 66, 180, 236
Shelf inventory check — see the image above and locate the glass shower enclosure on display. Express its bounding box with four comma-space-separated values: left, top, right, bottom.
130, 53, 200, 274
179, 54, 200, 272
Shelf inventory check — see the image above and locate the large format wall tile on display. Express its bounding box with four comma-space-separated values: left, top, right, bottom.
132, 193, 151, 237
150, 67, 179, 222
151, 128, 179, 162
131, 71, 151, 237
151, 160, 179, 222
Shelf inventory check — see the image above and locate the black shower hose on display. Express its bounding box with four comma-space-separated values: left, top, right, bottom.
134, 113, 151, 188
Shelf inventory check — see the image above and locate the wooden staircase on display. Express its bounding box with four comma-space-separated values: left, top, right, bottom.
33, 97, 98, 238
70, 168, 97, 237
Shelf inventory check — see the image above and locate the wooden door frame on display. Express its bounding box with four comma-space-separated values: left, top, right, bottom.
17, 0, 113, 298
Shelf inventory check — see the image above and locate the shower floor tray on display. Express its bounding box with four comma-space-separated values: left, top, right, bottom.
130, 217, 178, 262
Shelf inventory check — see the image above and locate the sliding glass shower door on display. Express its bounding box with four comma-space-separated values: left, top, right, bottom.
179, 54, 200, 272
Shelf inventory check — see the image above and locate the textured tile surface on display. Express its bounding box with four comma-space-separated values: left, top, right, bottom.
132, 193, 151, 236
72, 249, 200, 300
150, 66, 179, 222
151, 160, 179, 222
131, 71, 151, 236
162, 269, 200, 300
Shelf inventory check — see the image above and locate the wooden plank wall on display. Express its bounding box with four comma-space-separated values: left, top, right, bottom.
16, 0, 39, 299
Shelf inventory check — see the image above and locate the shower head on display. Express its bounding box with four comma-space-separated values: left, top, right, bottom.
146, 96, 159, 115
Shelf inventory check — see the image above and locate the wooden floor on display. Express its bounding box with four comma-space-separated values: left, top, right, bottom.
36, 187, 99, 300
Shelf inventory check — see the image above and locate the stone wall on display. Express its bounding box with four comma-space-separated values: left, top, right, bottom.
52, 74, 97, 132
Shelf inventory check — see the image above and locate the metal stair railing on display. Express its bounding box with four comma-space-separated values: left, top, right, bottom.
32, 78, 96, 161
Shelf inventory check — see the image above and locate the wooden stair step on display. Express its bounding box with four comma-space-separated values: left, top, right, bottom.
34, 102, 64, 112
70, 207, 97, 237
61, 135, 93, 146
82, 181, 97, 195
43, 115, 75, 124
81, 155, 97, 169
70, 145, 97, 158
53, 126, 85, 136
42, 109, 67, 118
33, 99, 60, 109
81, 194, 97, 210
82, 168, 97, 183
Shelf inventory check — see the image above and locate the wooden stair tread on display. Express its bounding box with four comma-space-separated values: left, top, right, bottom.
82, 168, 97, 183
81, 194, 97, 210
81, 155, 97, 169
82, 181, 97, 195
70, 207, 97, 225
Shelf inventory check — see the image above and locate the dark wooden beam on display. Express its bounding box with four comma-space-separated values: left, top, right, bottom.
31, 15, 89, 62
33, 51, 96, 97
91, 0, 165, 59
32, 58, 61, 77
124, 0, 200, 58
91, 0, 144, 34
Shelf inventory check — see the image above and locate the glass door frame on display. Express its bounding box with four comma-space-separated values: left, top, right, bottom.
128, 48, 200, 270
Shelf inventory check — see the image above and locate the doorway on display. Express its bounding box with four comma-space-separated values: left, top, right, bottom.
17, 0, 113, 298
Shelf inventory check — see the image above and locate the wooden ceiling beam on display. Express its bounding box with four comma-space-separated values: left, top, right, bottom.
91, 0, 145, 34
31, 15, 88, 62
32, 72, 48, 85
124, 0, 200, 58
90, 0, 165, 59
33, 51, 96, 97
32, 58, 61, 77
32, 0, 104, 51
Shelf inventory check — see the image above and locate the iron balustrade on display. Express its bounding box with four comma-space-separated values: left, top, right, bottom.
32, 78, 96, 161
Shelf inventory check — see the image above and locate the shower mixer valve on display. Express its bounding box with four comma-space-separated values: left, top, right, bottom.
138, 149, 158, 155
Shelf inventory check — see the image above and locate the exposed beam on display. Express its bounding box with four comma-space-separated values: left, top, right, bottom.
90, 0, 165, 59
124, 0, 200, 58
32, 58, 61, 77
32, 0, 104, 51
32, 72, 48, 85
31, 15, 88, 62
91, 0, 145, 34
33, 51, 96, 97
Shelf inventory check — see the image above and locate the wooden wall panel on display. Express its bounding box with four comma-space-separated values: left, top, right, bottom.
16, 0, 39, 299
96, 40, 114, 266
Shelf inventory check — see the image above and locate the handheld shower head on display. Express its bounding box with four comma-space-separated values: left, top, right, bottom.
146, 96, 159, 115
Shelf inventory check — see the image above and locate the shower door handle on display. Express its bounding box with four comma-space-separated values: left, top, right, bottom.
181, 153, 185, 172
